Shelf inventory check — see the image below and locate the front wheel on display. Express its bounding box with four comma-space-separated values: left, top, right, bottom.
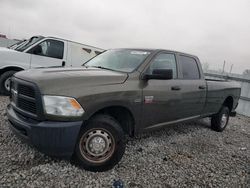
211, 106, 230, 132
0, 71, 17, 95
73, 114, 126, 172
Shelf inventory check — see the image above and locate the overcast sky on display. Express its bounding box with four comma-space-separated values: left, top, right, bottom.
0, 0, 249, 73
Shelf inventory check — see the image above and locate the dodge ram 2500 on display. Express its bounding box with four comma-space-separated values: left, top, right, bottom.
7, 49, 241, 171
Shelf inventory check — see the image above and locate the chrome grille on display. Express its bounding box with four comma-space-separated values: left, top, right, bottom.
17, 97, 37, 114
18, 84, 35, 98
11, 79, 38, 116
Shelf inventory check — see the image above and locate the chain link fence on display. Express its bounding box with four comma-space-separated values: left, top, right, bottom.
205, 70, 250, 117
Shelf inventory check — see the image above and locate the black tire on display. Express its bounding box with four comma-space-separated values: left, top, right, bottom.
73, 114, 126, 172
0, 71, 17, 95
211, 106, 230, 132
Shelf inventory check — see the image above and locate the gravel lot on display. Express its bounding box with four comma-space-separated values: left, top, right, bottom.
0, 96, 249, 187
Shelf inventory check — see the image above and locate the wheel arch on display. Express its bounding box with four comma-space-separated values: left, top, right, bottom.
223, 96, 234, 112
0, 66, 25, 75
86, 105, 136, 137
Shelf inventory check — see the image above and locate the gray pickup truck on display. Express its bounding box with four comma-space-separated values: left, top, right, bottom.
7, 49, 241, 171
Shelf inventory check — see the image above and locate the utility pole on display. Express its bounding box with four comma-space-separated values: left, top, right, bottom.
229, 64, 233, 74
222, 60, 226, 74
7, 26, 11, 47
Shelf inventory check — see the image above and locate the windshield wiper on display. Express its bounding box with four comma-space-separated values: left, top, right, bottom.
89, 66, 116, 72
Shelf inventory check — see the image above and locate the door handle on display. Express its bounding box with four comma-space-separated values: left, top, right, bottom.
62, 61, 66, 67
199, 85, 206, 89
171, 86, 181, 91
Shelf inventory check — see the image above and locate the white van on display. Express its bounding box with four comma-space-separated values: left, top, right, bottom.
0, 36, 104, 94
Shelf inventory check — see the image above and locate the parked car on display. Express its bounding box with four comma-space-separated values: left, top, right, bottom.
0, 35, 104, 95
7, 49, 241, 171
7, 39, 27, 50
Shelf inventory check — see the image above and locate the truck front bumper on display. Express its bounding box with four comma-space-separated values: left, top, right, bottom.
7, 105, 82, 158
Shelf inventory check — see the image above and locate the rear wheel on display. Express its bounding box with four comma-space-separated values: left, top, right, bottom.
211, 106, 230, 132
0, 71, 17, 95
74, 114, 125, 172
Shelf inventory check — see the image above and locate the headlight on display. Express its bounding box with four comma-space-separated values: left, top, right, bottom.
43, 95, 84, 117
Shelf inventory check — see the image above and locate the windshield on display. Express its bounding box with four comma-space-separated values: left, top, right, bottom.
84, 49, 151, 73
16, 36, 44, 52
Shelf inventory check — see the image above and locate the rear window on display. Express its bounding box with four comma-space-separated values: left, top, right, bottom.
179, 55, 200, 79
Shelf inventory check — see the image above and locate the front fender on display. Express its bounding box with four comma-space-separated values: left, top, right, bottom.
0, 49, 31, 70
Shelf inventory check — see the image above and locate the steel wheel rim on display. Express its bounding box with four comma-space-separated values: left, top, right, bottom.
221, 113, 228, 128
4, 77, 11, 91
79, 128, 115, 163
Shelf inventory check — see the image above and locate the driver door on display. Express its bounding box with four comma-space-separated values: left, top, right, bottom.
28, 39, 67, 68
141, 52, 183, 129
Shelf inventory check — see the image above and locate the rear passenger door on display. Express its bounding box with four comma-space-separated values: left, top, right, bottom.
177, 54, 206, 119
28, 39, 67, 68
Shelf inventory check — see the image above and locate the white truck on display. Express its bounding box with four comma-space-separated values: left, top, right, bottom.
0, 36, 104, 95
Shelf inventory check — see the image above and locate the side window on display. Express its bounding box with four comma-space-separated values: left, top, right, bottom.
32, 40, 64, 59
149, 53, 177, 79
179, 55, 200, 79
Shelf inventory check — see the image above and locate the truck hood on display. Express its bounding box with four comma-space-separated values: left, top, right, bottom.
0, 47, 30, 68
0, 46, 22, 54
14, 67, 128, 96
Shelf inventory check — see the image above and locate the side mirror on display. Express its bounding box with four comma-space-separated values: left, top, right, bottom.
143, 69, 173, 80
33, 45, 42, 55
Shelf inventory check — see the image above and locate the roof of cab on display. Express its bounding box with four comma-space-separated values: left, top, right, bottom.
46, 36, 104, 51
110, 48, 199, 59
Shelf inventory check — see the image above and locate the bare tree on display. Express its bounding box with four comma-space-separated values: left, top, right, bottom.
243, 69, 250, 78
243, 69, 250, 74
